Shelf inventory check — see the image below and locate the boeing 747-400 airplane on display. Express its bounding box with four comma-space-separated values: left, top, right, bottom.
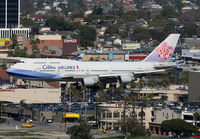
6, 34, 180, 86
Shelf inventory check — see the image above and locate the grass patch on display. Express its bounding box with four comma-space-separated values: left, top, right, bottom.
0, 131, 42, 136
0, 117, 6, 123
21, 138, 40, 139
101, 136, 164, 139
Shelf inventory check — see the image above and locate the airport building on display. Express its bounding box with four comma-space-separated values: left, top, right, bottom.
0, 0, 30, 38
0, 28, 31, 39
97, 102, 152, 130
0, 0, 20, 28
136, 88, 188, 102
26, 35, 63, 55
181, 49, 200, 61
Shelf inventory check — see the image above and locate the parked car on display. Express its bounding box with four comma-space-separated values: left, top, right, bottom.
21, 123, 34, 128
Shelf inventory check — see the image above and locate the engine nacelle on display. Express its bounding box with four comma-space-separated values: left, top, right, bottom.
83, 76, 99, 86
119, 74, 134, 83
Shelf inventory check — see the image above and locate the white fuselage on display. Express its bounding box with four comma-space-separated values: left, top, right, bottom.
7, 58, 160, 80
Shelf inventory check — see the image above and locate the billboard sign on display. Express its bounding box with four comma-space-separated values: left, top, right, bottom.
108, 53, 114, 61
0, 38, 10, 46
123, 43, 140, 50
63, 39, 78, 44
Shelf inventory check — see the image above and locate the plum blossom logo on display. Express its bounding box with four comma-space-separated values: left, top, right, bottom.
76, 65, 79, 69
156, 42, 173, 60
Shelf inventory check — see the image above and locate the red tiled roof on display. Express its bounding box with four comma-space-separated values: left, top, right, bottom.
0, 68, 9, 79
46, 82, 60, 88
28, 14, 44, 19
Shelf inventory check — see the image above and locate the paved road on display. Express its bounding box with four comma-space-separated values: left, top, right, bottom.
0, 117, 72, 138
0, 117, 77, 131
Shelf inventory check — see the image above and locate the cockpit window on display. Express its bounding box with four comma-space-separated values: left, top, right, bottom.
17, 61, 25, 63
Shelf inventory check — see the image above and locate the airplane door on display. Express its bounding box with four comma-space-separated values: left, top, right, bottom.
86, 67, 90, 75
109, 67, 113, 73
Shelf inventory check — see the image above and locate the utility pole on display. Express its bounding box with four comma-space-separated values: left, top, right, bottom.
62, 82, 68, 129
123, 84, 127, 139
0, 102, 2, 117
123, 98, 127, 139
83, 87, 87, 123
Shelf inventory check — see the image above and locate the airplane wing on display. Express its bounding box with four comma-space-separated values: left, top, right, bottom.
99, 73, 131, 78
134, 69, 166, 74
0, 57, 25, 63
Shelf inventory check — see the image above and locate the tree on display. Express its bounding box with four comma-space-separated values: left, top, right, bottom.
135, 9, 150, 20
79, 26, 96, 49
163, 24, 176, 34
1, 63, 7, 69
121, 117, 145, 137
184, 24, 198, 37
161, 76, 170, 88
20, 0, 36, 15
121, 11, 136, 22
149, 79, 157, 88
180, 70, 189, 84
174, 0, 184, 12
149, 29, 166, 42
30, 39, 40, 57
139, 95, 150, 128
133, 33, 151, 42
138, 78, 145, 89
45, 16, 65, 31
161, 119, 197, 137
66, 123, 92, 139
105, 25, 119, 36
133, 27, 149, 35
68, 0, 85, 15
195, 0, 200, 5
194, 112, 200, 128
92, 7, 103, 15
29, 104, 36, 120
45, 16, 79, 31
21, 18, 38, 27
180, 9, 200, 23
161, 6, 177, 18
37, 0, 44, 10
154, 0, 168, 5
0, 102, 5, 117
11, 34, 17, 49
169, 69, 179, 84
96, 91, 111, 102
149, 19, 165, 28
19, 99, 26, 121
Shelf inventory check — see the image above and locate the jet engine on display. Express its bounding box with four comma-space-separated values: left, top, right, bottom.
119, 74, 134, 83
83, 76, 99, 86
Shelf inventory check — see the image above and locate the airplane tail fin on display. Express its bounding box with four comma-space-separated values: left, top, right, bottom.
143, 34, 180, 62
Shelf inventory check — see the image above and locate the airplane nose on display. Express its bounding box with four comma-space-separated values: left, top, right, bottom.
6, 67, 14, 75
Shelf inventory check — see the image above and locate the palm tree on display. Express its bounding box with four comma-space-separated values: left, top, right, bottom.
0, 102, 5, 117
27, 104, 36, 121
139, 94, 152, 128
30, 38, 40, 57
194, 112, 200, 128
162, 76, 170, 89
19, 99, 26, 121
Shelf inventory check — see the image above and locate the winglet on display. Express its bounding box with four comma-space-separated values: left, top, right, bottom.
143, 34, 180, 62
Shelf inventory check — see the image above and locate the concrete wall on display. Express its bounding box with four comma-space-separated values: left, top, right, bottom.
139, 89, 188, 102
153, 108, 181, 124
188, 71, 200, 102
0, 88, 61, 103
